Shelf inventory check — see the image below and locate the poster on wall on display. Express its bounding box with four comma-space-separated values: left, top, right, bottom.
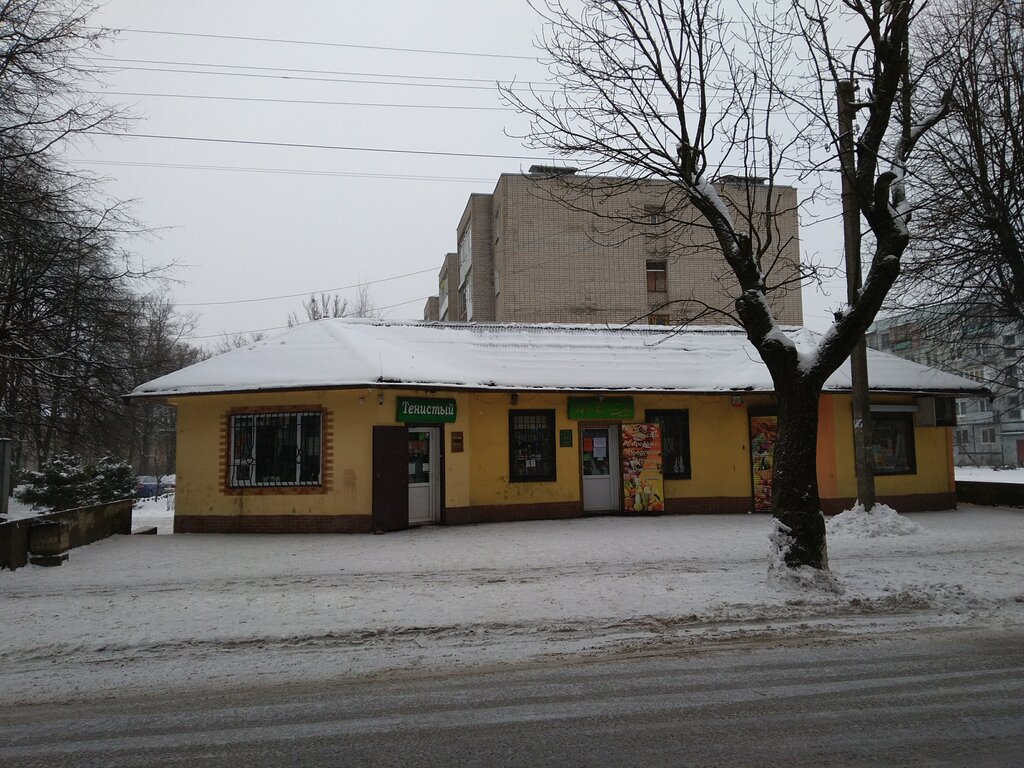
621, 423, 664, 513
750, 414, 778, 512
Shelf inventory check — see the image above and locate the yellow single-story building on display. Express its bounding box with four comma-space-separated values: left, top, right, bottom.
130, 320, 985, 533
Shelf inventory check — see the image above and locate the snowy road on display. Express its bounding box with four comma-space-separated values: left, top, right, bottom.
1, 626, 1021, 767
0, 507, 1022, 708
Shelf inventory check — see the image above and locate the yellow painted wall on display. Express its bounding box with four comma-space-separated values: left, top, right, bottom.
823, 394, 954, 499
173, 388, 475, 520
172, 388, 953, 522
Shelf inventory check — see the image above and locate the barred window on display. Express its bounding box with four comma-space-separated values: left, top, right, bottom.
509, 410, 556, 482
229, 411, 322, 487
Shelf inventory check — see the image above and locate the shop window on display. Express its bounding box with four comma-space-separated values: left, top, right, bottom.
645, 409, 691, 479
646, 261, 667, 292
509, 410, 556, 482
871, 413, 916, 475
229, 411, 322, 487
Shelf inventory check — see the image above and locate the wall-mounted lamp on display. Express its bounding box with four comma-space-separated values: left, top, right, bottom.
732, 395, 744, 407
510, 392, 519, 406
377, 390, 385, 406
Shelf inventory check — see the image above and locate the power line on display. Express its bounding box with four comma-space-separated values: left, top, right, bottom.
91, 56, 547, 88
179, 269, 439, 308
93, 63, 557, 93
78, 159, 495, 183
88, 131, 545, 161
190, 295, 432, 340
92, 90, 512, 112
96, 27, 539, 61
86, 132, 839, 175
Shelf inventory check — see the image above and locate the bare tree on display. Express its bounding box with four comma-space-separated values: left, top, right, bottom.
286, 284, 381, 327
896, 0, 1022, 329
504, 0, 949, 575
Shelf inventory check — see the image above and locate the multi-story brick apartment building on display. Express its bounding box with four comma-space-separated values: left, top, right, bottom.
866, 309, 1021, 467
423, 166, 804, 326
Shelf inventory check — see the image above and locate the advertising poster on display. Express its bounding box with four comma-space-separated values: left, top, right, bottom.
750, 414, 778, 512
621, 423, 664, 513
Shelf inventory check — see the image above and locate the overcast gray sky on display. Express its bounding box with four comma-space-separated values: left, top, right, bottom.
75, 0, 845, 343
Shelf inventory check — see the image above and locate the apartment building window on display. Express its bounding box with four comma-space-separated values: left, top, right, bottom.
229, 411, 322, 488
645, 206, 664, 225
978, 399, 991, 413
646, 260, 667, 292
648, 314, 670, 326
509, 410, 556, 482
954, 428, 970, 446
439, 274, 449, 321
956, 399, 968, 416
980, 427, 997, 444
459, 226, 473, 321
871, 413, 915, 475
645, 410, 691, 479
880, 333, 891, 349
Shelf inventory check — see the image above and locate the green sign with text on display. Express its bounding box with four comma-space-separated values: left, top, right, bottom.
567, 397, 634, 420
396, 397, 457, 423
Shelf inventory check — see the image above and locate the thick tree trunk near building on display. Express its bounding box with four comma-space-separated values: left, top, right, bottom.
772, 383, 828, 570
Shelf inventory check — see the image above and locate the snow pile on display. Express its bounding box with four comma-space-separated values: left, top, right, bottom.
827, 503, 923, 538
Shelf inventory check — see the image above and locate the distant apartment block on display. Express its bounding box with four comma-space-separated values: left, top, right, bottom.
423, 167, 804, 326
867, 310, 1022, 467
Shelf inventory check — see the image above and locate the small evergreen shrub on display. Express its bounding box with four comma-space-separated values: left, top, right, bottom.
16, 454, 137, 511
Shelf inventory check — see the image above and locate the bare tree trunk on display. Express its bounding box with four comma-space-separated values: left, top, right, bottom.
773, 382, 827, 569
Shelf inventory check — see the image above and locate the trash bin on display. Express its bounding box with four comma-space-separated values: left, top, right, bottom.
29, 519, 70, 566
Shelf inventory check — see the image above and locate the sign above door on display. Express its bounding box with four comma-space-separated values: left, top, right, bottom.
396, 397, 457, 424
567, 396, 634, 420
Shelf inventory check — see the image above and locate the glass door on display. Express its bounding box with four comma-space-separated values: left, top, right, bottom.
582, 425, 620, 512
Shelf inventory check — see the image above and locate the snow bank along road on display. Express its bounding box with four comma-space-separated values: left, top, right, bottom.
0, 508, 1021, 705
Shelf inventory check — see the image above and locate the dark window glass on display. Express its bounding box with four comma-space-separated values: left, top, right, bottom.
229, 411, 322, 487
509, 410, 556, 482
871, 413, 916, 475
645, 409, 691, 479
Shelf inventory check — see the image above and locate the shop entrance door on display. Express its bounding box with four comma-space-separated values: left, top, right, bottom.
408, 427, 440, 525
582, 425, 620, 512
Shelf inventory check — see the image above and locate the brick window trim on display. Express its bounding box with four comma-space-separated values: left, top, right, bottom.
220, 405, 334, 496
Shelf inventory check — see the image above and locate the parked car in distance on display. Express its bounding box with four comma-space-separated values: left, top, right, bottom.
134, 476, 165, 498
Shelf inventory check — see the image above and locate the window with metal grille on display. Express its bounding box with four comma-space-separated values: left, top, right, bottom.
229, 411, 322, 487
645, 409, 691, 479
509, 410, 556, 482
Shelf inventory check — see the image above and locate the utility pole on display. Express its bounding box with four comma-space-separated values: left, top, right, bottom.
837, 80, 876, 511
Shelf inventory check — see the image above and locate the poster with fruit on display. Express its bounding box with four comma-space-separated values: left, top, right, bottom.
621, 423, 664, 513
750, 414, 778, 512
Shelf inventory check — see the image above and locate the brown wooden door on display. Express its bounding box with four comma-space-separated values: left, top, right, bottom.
372, 425, 409, 532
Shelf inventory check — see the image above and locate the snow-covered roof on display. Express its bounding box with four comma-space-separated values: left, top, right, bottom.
130, 319, 988, 399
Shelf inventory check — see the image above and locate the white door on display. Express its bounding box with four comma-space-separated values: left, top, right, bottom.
408, 427, 440, 525
582, 425, 620, 512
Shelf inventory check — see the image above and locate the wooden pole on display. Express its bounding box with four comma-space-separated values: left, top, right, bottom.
837, 80, 876, 511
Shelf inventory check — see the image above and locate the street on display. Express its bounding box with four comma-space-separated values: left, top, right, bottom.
2, 626, 1021, 767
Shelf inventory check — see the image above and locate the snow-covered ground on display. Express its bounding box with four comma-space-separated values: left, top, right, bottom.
954, 465, 1024, 483
0, 506, 1021, 705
